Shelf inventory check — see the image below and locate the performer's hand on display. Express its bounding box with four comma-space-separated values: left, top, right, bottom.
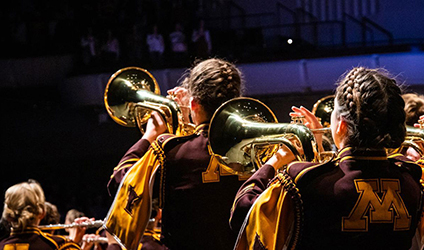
69, 217, 94, 244
290, 106, 324, 152
266, 144, 296, 170
406, 147, 421, 162
167, 86, 191, 123
414, 115, 424, 128
143, 111, 167, 143
81, 234, 99, 250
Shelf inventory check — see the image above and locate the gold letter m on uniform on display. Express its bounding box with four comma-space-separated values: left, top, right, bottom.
342, 179, 411, 232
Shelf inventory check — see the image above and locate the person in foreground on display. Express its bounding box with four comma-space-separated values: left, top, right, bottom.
105, 58, 246, 250
230, 67, 423, 250
0, 180, 85, 250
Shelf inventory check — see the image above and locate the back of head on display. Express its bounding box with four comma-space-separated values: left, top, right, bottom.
65, 209, 85, 224
183, 58, 244, 119
40, 202, 60, 226
2, 180, 46, 230
334, 67, 406, 148
402, 93, 424, 126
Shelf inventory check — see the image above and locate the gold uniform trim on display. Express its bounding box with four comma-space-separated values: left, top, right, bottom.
113, 158, 140, 171
11, 227, 61, 249
339, 155, 388, 164
293, 162, 326, 184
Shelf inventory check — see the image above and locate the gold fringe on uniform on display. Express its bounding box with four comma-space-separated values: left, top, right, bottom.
234, 171, 303, 250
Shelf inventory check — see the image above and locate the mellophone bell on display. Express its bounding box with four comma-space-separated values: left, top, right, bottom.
208, 97, 320, 175
104, 66, 194, 136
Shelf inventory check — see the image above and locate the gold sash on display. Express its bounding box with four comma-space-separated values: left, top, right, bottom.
234, 172, 301, 250
103, 141, 164, 250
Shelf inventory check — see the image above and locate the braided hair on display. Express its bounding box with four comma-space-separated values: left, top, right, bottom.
182, 58, 244, 119
335, 67, 406, 148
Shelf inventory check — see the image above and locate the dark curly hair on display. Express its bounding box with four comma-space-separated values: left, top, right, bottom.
182, 58, 244, 118
335, 67, 406, 148
402, 93, 424, 126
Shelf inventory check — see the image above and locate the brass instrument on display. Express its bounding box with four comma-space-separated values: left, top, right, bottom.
310, 94, 336, 160
39, 220, 104, 231
209, 97, 318, 175
311, 95, 335, 127
104, 67, 193, 135
390, 126, 424, 157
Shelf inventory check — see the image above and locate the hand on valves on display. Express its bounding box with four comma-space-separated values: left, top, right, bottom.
290, 106, 325, 153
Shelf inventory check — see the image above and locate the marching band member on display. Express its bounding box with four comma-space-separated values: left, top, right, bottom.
230, 67, 423, 250
0, 180, 85, 250
106, 58, 246, 249
39, 202, 61, 235
402, 93, 424, 127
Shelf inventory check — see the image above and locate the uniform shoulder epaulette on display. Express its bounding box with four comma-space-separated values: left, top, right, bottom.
287, 158, 337, 187
388, 154, 422, 182
157, 132, 197, 152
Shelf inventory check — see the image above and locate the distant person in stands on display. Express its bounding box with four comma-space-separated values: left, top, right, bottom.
0, 180, 86, 249
191, 19, 212, 59
146, 24, 165, 68
80, 27, 97, 67
169, 23, 188, 66
101, 29, 120, 68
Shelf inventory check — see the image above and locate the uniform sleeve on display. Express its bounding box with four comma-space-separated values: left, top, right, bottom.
229, 164, 276, 232
106, 243, 122, 250
107, 138, 151, 195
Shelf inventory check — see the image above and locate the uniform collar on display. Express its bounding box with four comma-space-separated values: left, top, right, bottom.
11, 226, 42, 235
337, 147, 387, 163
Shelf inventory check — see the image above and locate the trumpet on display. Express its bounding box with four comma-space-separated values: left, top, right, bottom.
38, 220, 104, 231
104, 67, 194, 135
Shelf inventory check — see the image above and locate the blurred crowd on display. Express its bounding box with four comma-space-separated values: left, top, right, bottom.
1, 0, 215, 73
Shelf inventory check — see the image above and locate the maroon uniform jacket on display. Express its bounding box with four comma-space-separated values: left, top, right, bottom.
108, 124, 248, 250
230, 147, 423, 250
0, 227, 80, 250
